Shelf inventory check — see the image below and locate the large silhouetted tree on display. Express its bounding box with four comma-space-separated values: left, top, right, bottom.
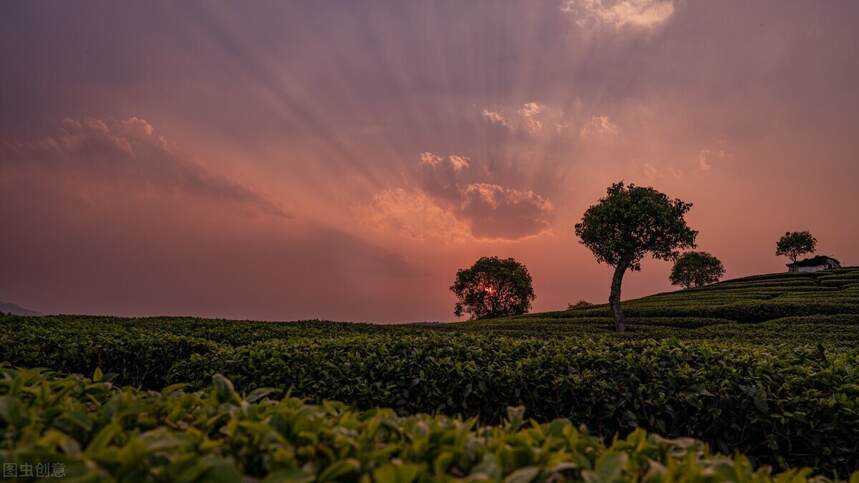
776, 231, 817, 263
670, 251, 725, 289
575, 182, 697, 331
450, 256, 535, 319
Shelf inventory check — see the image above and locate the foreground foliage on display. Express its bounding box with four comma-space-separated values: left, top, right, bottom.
3, 319, 859, 474
2, 366, 857, 482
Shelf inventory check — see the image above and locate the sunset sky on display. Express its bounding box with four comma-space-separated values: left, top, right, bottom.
2, 1, 858, 322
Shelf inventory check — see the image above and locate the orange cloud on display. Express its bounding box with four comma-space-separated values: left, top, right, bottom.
366, 152, 555, 241
362, 188, 472, 243
580, 115, 619, 139
562, 0, 676, 29
460, 183, 554, 239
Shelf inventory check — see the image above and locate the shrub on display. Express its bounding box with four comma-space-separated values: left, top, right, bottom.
5, 366, 854, 482
567, 300, 594, 310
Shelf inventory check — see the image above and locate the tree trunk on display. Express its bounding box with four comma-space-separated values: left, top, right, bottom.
609, 263, 627, 332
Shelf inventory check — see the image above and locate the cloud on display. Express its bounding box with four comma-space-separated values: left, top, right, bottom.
419, 152, 469, 171
370, 152, 556, 240
363, 188, 472, 243
698, 148, 726, 171
481, 104, 620, 143
460, 183, 554, 239
448, 154, 471, 171
641, 162, 684, 181
418, 151, 443, 167
518, 102, 545, 134
480, 102, 550, 135
417, 151, 472, 203
579, 115, 619, 139
0, 117, 288, 217
642, 162, 660, 180
481, 110, 511, 129
122, 116, 154, 137
561, 0, 676, 29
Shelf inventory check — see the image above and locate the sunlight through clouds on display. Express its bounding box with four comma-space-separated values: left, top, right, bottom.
3, 2, 858, 321
364, 151, 556, 241
561, 0, 676, 29
579, 115, 619, 139
362, 188, 473, 243
480, 102, 565, 137
698, 148, 727, 172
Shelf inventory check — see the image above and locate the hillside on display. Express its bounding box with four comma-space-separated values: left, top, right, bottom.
529, 266, 859, 323
451, 267, 858, 347
0, 300, 42, 316
1, 268, 858, 476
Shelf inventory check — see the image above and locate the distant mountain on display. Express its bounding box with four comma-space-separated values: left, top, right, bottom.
0, 301, 43, 316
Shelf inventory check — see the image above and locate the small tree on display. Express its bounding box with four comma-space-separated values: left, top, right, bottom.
575, 182, 697, 331
450, 256, 535, 319
776, 231, 817, 263
670, 251, 725, 289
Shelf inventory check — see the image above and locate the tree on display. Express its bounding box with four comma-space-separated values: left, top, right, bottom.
574, 182, 697, 331
776, 231, 817, 263
450, 256, 535, 319
669, 251, 725, 289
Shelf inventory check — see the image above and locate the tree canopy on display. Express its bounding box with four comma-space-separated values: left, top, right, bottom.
450, 256, 535, 319
776, 231, 817, 263
575, 182, 697, 331
670, 251, 725, 289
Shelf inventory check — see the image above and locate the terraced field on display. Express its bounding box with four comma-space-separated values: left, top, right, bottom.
516, 266, 859, 325
473, 266, 859, 343
1, 267, 858, 480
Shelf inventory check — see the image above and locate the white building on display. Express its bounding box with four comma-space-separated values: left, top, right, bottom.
786, 255, 841, 273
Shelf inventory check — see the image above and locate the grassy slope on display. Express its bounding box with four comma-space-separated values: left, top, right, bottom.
462, 266, 859, 343
537, 266, 859, 320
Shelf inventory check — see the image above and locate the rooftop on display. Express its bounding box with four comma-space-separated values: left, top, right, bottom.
787, 255, 841, 267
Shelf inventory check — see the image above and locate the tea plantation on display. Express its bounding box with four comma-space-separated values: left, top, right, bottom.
2, 267, 859, 481
3, 366, 856, 483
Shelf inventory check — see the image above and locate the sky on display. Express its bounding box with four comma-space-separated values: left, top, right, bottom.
1, 1, 858, 322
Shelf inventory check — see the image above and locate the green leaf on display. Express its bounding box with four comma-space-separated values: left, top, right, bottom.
0, 396, 26, 427
583, 452, 628, 483
372, 462, 421, 483
212, 374, 240, 405
199, 459, 243, 483
247, 387, 279, 403
504, 466, 540, 483
86, 421, 121, 453
318, 458, 360, 482
262, 469, 316, 483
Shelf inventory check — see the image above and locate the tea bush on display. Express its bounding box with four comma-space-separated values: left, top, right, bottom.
2, 366, 857, 482
164, 336, 859, 474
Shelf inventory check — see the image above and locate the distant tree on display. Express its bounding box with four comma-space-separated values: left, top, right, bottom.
670, 251, 725, 289
567, 300, 594, 310
776, 231, 817, 263
575, 182, 697, 331
450, 256, 535, 319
